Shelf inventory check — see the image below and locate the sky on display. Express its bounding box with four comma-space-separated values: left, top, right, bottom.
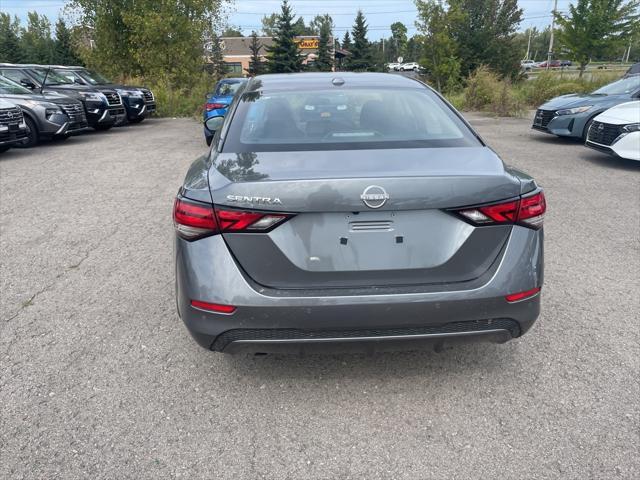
2, 0, 572, 39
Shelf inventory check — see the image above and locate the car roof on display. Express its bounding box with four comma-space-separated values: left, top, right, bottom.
247, 72, 423, 92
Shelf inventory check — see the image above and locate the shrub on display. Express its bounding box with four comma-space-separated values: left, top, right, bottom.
461, 66, 523, 116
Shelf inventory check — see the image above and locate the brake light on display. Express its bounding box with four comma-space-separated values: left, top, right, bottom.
173, 196, 293, 240
205, 102, 227, 111
454, 191, 546, 229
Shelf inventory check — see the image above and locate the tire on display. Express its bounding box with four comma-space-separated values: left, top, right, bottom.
93, 124, 113, 131
19, 116, 38, 148
129, 116, 145, 124
52, 134, 70, 142
0, 145, 10, 153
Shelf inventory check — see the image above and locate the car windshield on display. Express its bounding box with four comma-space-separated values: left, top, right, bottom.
216, 81, 244, 96
0, 75, 33, 95
592, 75, 640, 95
52, 69, 86, 85
78, 69, 111, 85
223, 87, 480, 152
27, 68, 74, 86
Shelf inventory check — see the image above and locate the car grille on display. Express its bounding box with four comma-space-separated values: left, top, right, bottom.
587, 121, 624, 146
142, 89, 154, 103
533, 109, 555, 128
59, 103, 86, 122
211, 319, 521, 352
0, 106, 23, 124
101, 91, 122, 106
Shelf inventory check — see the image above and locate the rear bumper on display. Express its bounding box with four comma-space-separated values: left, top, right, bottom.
175, 225, 544, 353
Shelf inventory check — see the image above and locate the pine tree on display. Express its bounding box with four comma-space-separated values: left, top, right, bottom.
348, 10, 372, 71
0, 13, 23, 63
247, 31, 266, 76
54, 19, 81, 65
209, 33, 227, 78
341, 31, 351, 51
266, 0, 303, 73
315, 21, 333, 71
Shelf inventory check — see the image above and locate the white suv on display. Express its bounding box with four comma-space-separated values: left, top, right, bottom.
399, 62, 420, 71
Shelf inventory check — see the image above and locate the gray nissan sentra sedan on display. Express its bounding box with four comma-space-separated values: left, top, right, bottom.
174, 73, 545, 354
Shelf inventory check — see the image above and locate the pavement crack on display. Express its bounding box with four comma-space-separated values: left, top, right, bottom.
4, 226, 119, 323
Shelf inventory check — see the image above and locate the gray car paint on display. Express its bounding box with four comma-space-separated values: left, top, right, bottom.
533, 76, 640, 139
0, 91, 87, 139
175, 72, 544, 353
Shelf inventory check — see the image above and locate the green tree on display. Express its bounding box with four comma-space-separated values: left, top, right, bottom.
315, 20, 333, 71
309, 14, 333, 36
222, 27, 243, 37
348, 10, 373, 71
20, 12, 55, 64
247, 31, 266, 76
54, 18, 81, 65
67, 0, 228, 83
0, 14, 23, 63
261, 14, 279, 36
448, 0, 523, 78
390, 22, 408, 58
554, 0, 640, 76
208, 33, 227, 78
416, 0, 461, 92
341, 30, 352, 51
266, 0, 303, 73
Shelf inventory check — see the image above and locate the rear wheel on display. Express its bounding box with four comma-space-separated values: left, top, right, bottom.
20, 116, 38, 148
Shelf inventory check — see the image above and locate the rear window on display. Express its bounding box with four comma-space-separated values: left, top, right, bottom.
216, 81, 244, 96
222, 87, 480, 152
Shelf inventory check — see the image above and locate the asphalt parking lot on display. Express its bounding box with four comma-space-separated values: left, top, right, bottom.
1, 115, 638, 479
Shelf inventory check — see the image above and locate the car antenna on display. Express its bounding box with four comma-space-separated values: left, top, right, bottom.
40, 66, 51, 95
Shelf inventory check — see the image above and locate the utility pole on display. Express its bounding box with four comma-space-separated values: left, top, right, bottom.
547, 0, 558, 69
525, 28, 533, 60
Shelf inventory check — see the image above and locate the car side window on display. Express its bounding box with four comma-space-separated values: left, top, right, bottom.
1, 70, 25, 84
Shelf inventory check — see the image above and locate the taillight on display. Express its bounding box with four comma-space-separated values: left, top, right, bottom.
191, 299, 236, 314
204, 102, 227, 111
505, 287, 541, 303
173, 197, 218, 240
454, 190, 546, 229
173, 196, 293, 240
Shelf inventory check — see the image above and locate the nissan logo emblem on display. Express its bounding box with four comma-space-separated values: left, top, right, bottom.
360, 185, 390, 209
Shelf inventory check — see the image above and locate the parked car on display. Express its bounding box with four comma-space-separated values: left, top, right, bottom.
0, 64, 126, 131
625, 62, 640, 77
203, 77, 246, 145
585, 101, 640, 161
386, 62, 401, 71
0, 75, 88, 147
399, 62, 420, 71
532, 74, 640, 140
0, 97, 29, 153
175, 72, 545, 354
521, 60, 537, 70
560, 60, 572, 67
537, 60, 562, 68
52, 66, 156, 123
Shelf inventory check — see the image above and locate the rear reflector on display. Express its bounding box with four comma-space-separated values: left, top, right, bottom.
505, 287, 541, 303
173, 196, 294, 240
191, 300, 236, 314
454, 190, 546, 230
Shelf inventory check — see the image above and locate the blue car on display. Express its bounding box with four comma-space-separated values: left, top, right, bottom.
532, 74, 640, 140
203, 78, 246, 145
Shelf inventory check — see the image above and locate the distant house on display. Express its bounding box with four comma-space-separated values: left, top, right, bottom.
204, 36, 345, 75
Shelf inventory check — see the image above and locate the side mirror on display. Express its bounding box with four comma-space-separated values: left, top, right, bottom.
20, 79, 36, 89
204, 115, 224, 133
